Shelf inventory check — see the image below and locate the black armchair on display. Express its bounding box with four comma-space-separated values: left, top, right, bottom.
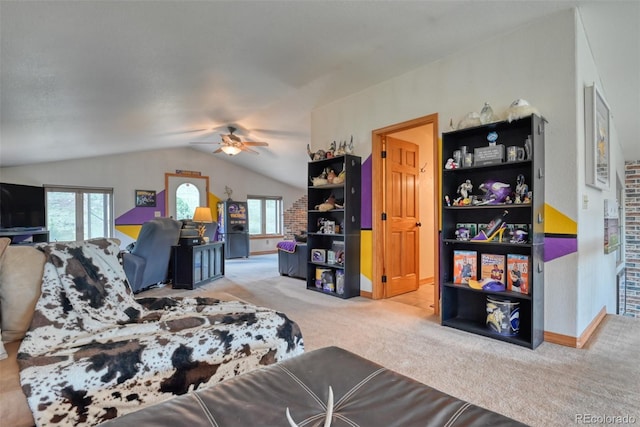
122, 217, 181, 293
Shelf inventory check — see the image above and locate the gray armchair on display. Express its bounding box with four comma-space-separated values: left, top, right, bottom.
122, 217, 181, 293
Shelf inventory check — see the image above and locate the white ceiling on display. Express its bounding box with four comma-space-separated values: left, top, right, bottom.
1, 1, 638, 189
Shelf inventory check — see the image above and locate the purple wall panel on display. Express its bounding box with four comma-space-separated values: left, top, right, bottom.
543, 236, 577, 262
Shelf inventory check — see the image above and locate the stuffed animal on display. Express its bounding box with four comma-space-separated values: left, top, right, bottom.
311, 169, 328, 186
315, 194, 337, 211
505, 99, 540, 122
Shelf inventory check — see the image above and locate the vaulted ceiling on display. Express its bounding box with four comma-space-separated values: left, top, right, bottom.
1, 1, 637, 188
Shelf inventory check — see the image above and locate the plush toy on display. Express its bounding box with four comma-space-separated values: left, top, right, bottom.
332, 169, 345, 184
505, 99, 540, 122
311, 168, 328, 186
315, 194, 337, 211
457, 112, 481, 130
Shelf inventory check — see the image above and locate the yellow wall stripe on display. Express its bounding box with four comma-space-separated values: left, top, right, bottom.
361, 230, 373, 281
544, 203, 577, 235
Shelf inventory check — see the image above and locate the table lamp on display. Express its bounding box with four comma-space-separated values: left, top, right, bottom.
193, 207, 213, 243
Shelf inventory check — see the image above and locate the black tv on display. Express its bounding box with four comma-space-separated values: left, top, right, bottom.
0, 183, 46, 230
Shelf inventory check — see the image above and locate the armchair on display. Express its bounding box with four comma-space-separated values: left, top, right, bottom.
122, 217, 181, 293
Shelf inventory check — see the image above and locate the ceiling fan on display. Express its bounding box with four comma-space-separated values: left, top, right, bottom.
189, 126, 269, 156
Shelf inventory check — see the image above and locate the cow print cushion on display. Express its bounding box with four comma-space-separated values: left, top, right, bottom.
17, 238, 304, 426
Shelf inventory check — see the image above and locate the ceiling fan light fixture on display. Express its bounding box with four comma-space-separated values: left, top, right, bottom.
221, 145, 242, 156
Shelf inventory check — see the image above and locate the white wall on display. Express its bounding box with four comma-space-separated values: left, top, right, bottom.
0, 147, 305, 247
575, 11, 625, 333
312, 10, 594, 336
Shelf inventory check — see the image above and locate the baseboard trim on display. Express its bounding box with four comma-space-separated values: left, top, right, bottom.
419, 277, 434, 286
360, 290, 373, 299
543, 306, 607, 348
250, 250, 277, 255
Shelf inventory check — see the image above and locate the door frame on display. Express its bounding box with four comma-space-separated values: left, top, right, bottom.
165, 173, 210, 219
371, 113, 440, 314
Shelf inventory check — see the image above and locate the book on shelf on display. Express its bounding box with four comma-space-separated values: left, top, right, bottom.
507, 254, 530, 294
453, 250, 477, 284
480, 253, 506, 285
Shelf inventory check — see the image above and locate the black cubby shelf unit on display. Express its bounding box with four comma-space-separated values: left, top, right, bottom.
307, 154, 361, 299
440, 114, 545, 349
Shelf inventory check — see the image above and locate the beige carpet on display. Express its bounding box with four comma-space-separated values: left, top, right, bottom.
145, 254, 640, 426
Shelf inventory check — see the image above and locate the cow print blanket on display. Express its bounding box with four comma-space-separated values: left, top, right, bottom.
17, 238, 304, 426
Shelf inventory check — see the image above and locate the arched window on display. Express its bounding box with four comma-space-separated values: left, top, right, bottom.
175, 183, 200, 220
165, 173, 209, 220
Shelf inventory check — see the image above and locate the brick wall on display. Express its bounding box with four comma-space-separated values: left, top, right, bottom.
283, 195, 308, 240
624, 161, 640, 317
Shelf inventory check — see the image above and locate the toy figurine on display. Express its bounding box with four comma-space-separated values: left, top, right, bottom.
457, 179, 473, 199
328, 141, 336, 157
346, 135, 354, 154
510, 229, 528, 244
515, 174, 529, 204
445, 158, 458, 169
454, 179, 473, 206
455, 227, 470, 241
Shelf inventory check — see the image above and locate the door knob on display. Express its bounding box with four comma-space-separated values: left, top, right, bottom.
416, 222, 422, 227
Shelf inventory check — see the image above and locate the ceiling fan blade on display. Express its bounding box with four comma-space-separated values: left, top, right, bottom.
156, 128, 209, 137
242, 141, 269, 147
189, 141, 222, 145
213, 147, 224, 154
240, 146, 260, 154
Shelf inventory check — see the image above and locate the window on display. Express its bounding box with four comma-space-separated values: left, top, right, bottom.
176, 183, 200, 220
45, 186, 113, 242
247, 196, 282, 236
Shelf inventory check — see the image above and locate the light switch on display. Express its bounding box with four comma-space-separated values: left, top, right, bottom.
582, 194, 589, 210
154, 211, 161, 217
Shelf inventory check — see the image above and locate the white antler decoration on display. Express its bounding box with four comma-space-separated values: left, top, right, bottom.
286, 386, 334, 427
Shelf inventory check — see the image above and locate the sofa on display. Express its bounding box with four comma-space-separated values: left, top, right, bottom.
0, 237, 304, 427
277, 241, 308, 280
100, 346, 526, 427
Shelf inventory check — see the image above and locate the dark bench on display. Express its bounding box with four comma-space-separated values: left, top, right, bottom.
100, 346, 526, 426
278, 241, 307, 280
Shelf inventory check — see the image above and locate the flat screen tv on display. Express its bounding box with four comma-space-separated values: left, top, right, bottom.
0, 183, 46, 230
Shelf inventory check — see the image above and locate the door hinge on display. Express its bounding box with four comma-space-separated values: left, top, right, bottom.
381, 150, 387, 158
382, 275, 387, 283
381, 212, 387, 221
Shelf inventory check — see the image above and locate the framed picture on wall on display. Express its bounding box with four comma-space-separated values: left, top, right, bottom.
585, 84, 610, 190
135, 190, 156, 207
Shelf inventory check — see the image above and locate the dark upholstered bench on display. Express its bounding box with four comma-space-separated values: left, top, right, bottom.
277, 242, 307, 280
101, 346, 525, 427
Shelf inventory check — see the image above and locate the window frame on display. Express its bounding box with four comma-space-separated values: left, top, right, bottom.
247, 195, 283, 237
45, 185, 114, 242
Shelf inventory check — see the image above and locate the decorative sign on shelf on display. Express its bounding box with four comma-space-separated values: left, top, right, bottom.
474, 144, 505, 166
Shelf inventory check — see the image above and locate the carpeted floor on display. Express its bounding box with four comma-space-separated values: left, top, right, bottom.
144, 254, 640, 427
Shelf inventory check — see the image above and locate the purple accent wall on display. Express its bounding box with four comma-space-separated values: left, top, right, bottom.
544, 236, 577, 262
115, 190, 166, 225
361, 155, 372, 229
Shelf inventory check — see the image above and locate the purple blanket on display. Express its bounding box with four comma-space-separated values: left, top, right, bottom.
277, 240, 298, 253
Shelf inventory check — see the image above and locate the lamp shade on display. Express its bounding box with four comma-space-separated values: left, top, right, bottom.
193, 207, 213, 223
221, 145, 242, 156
